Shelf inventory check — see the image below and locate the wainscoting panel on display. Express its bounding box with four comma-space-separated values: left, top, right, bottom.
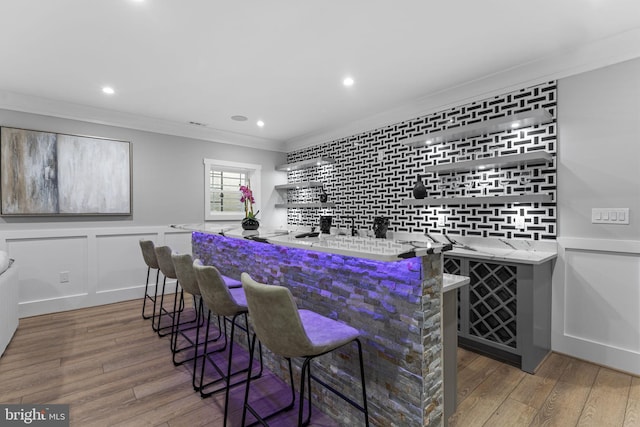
7, 235, 89, 304
554, 238, 640, 375
164, 230, 193, 255
0, 226, 192, 318
96, 233, 157, 294
564, 249, 640, 353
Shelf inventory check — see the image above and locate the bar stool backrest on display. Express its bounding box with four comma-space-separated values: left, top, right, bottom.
241, 272, 314, 358
139, 240, 159, 269
172, 253, 200, 296
155, 246, 177, 279
193, 259, 245, 317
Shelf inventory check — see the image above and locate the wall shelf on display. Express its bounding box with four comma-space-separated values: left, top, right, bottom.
422, 151, 553, 175
276, 157, 335, 171
275, 202, 336, 208
275, 182, 324, 190
400, 108, 553, 147
401, 194, 552, 206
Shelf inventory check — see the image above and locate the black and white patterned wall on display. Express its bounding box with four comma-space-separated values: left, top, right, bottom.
283, 81, 557, 240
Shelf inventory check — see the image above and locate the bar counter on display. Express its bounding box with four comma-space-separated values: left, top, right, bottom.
180, 225, 452, 426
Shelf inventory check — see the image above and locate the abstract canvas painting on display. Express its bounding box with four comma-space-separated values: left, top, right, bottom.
0, 127, 131, 216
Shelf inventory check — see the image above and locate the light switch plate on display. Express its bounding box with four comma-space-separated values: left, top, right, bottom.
515, 215, 525, 230
437, 214, 446, 227
592, 208, 629, 225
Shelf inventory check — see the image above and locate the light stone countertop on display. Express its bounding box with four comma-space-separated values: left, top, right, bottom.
445, 246, 557, 264
393, 232, 557, 265
443, 273, 470, 293
174, 224, 558, 265
175, 224, 452, 262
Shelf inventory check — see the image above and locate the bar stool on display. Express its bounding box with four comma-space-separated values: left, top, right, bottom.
138, 240, 160, 321
171, 253, 244, 370
240, 272, 369, 427
193, 259, 263, 427
154, 246, 195, 337
171, 252, 210, 369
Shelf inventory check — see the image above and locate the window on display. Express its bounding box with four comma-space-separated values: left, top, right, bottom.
203, 159, 261, 221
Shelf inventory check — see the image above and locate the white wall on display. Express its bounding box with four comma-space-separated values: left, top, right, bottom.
555, 57, 640, 375
0, 109, 286, 317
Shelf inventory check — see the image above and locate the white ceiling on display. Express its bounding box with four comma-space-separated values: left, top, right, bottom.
1, 0, 640, 152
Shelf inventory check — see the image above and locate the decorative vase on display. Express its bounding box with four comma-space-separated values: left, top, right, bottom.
373, 217, 390, 239
413, 177, 427, 199
241, 217, 260, 230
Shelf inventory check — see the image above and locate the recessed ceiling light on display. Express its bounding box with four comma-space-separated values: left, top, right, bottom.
343, 77, 354, 87
257, 120, 265, 127
231, 115, 248, 122
102, 87, 115, 95
511, 122, 521, 128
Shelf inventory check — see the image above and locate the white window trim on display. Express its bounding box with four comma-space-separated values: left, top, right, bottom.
204, 158, 262, 221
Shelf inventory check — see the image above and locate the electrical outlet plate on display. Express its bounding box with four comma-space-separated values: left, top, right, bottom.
60, 271, 69, 283
591, 208, 629, 225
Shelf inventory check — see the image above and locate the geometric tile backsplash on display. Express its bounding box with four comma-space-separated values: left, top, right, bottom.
284, 81, 557, 240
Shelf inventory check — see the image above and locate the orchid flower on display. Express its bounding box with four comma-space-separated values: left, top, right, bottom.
239, 183, 257, 218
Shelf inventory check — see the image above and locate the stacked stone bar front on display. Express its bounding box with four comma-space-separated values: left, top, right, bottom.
192, 231, 443, 426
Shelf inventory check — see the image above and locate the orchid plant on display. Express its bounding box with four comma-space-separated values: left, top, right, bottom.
239, 183, 258, 219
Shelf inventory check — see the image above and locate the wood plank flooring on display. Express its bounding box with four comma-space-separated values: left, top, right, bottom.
1, 299, 638, 426
0, 299, 336, 426
450, 348, 640, 427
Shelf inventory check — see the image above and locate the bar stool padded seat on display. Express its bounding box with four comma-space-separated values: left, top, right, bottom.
222, 276, 242, 289
296, 310, 359, 356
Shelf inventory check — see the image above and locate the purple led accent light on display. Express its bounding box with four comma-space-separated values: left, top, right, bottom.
192, 231, 422, 296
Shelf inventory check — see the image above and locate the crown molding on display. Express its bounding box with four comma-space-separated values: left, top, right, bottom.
0, 90, 287, 153
284, 28, 640, 152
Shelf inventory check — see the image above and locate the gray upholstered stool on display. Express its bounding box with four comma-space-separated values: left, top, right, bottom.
172, 253, 243, 371
154, 246, 196, 337
241, 272, 369, 427
138, 240, 160, 321
193, 259, 263, 427
171, 252, 210, 369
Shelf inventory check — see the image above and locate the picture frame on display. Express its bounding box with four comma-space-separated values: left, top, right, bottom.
0, 127, 132, 216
